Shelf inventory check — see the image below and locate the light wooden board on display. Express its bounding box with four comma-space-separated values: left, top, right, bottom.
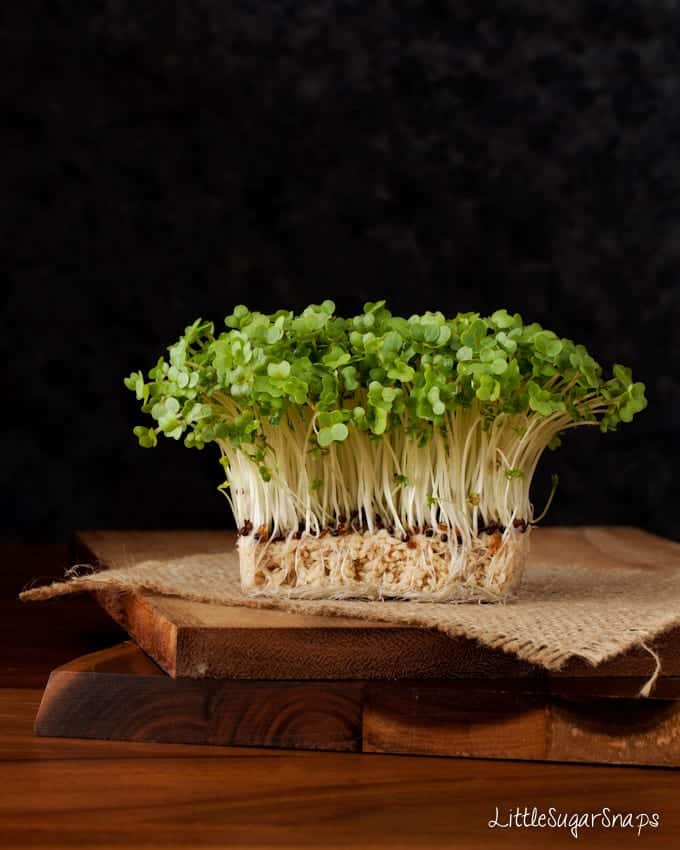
35, 642, 680, 767
74, 528, 680, 680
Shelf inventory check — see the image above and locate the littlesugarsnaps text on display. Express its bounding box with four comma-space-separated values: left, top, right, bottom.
488, 806, 660, 839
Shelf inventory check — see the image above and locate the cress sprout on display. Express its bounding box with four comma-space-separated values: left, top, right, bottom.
125, 301, 647, 546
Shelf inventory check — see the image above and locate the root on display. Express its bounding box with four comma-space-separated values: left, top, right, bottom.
238, 526, 530, 602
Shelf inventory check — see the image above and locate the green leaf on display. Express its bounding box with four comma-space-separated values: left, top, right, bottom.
371, 407, 388, 435
322, 346, 351, 369
126, 303, 647, 466
124, 371, 148, 402
427, 386, 445, 416
267, 360, 291, 379
476, 374, 500, 402
496, 331, 517, 353
318, 422, 348, 446
331, 422, 349, 442
133, 425, 157, 448
490, 309, 518, 329
387, 360, 415, 382
225, 305, 250, 328
317, 427, 333, 447
341, 365, 360, 391
613, 364, 633, 386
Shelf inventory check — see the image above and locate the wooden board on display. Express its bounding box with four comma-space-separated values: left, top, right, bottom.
74, 528, 680, 681
35, 642, 680, 767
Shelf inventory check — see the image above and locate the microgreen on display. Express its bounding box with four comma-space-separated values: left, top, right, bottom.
125, 302, 646, 537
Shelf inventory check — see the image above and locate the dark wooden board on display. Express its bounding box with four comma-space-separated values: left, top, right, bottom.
363, 681, 680, 766
35, 642, 680, 767
10, 542, 680, 850
74, 528, 680, 681
35, 642, 363, 751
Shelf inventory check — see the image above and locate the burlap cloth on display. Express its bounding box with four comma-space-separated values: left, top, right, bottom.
20, 527, 680, 689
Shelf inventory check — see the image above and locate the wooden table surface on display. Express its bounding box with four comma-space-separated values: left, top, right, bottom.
3, 542, 680, 849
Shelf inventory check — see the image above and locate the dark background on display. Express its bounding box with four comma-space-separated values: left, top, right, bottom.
3, 1, 678, 543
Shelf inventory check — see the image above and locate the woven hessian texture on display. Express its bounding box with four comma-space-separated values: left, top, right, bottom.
21, 527, 680, 672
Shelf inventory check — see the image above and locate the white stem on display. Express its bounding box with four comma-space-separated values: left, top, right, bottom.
216, 399, 592, 537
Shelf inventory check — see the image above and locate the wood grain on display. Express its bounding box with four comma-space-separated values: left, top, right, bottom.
35, 643, 363, 751
363, 682, 680, 768
6, 689, 679, 850
5, 542, 680, 850
74, 527, 680, 681
549, 697, 680, 768
34, 642, 680, 767
363, 681, 549, 761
